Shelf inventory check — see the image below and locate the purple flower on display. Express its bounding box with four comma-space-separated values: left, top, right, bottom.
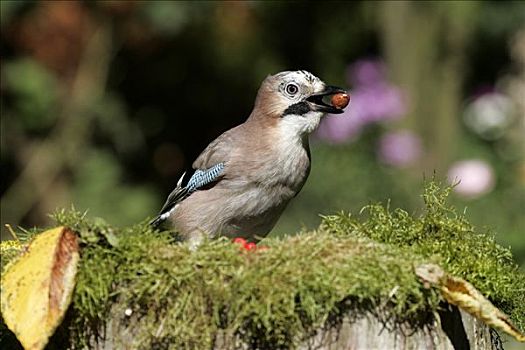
316, 59, 407, 144
347, 59, 387, 87
377, 130, 423, 167
447, 160, 495, 198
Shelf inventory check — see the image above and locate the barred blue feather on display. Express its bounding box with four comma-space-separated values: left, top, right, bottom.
187, 163, 225, 192
150, 163, 225, 228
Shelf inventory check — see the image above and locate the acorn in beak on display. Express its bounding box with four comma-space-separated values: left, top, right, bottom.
306, 85, 350, 114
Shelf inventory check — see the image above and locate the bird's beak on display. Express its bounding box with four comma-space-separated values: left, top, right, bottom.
306, 85, 349, 114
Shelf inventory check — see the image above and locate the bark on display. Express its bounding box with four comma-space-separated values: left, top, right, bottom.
93, 305, 501, 350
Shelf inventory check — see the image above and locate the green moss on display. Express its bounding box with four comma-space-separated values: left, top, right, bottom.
1, 182, 523, 349
321, 182, 525, 330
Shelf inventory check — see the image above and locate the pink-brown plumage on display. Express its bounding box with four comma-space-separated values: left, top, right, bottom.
152, 71, 348, 247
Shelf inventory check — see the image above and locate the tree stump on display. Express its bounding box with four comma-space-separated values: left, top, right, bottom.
92, 304, 500, 350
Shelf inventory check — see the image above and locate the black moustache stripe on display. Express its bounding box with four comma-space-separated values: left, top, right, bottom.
282, 102, 311, 116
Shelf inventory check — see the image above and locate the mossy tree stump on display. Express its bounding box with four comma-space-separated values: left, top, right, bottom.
1, 184, 523, 349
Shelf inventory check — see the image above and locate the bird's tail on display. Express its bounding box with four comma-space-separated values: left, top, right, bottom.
149, 216, 164, 228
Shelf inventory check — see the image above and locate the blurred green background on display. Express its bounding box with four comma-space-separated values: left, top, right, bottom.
1, 1, 524, 268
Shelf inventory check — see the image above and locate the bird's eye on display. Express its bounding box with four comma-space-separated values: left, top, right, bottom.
285, 83, 299, 96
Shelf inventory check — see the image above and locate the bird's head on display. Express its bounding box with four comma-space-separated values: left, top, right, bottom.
251, 70, 349, 134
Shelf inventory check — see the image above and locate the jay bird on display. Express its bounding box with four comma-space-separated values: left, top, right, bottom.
151, 70, 349, 247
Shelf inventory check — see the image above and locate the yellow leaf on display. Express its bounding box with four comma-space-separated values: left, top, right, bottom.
416, 263, 525, 343
1, 227, 79, 350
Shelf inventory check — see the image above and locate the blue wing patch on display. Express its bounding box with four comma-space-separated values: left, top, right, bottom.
150, 163, 225, 228
186, 163, 225, 192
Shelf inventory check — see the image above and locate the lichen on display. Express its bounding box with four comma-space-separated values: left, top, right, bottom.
1, 182, 523, 349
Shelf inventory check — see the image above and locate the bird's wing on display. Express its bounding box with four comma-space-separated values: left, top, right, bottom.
150, 163, 225, 227
193, 125, 242, 169
151, 124, 245, 228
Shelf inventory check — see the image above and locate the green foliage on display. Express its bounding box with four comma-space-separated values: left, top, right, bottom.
2, 182, 522, 349
71, 150, 159, 227
2, 59, 59, 131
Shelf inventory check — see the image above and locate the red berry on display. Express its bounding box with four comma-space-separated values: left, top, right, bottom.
233, 238, 247, 245
244, 242, 256, 251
